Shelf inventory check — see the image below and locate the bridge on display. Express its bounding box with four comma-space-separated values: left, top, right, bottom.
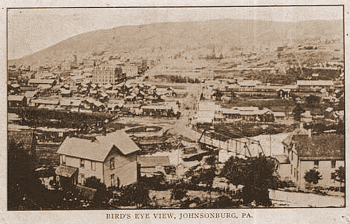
198, 129, 266, 158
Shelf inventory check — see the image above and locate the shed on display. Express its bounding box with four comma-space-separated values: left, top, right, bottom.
137, 155, 170, 175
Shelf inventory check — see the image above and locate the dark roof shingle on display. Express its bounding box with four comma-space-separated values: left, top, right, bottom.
295, 134, 344, 159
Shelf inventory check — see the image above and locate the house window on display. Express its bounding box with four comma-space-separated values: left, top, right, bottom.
291, 151, 293, 161
291, 164, 293, 175
80, 159, 85, 168
61, 155, 66, 165
110, 157, 115, 170
91, 161, 96, 171
80, 174, 85, 185
111, 174, 115, 186
331, 172, 336, 183
314, 160, 319, 167
283, 146, 285, 153
331, 160, 336, 168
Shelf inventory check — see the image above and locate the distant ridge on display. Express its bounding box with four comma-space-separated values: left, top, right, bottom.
10, 19, 342, 66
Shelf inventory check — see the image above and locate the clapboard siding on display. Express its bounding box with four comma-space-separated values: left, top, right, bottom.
103, 147, 138, 187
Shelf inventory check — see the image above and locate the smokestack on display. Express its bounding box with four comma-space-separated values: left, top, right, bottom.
299, 122, 303, 129
308, 129, 312, 138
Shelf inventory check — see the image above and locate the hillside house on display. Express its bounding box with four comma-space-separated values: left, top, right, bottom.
28, 79, 56, 87
60, 99, 82, 111
55, 130, 140, 188
65, 75, 84, 87
273, 154, 290, 181
60, 89, 72, 97
300, 111, 313, 123
297, 80, 334, 90
238, 80, 262, 88
8, 95, 27, 107
24, 90, 38, 103
281, 128, 344, 189
272, 112, 286, 120
31, 99, 59, 108
137, 155, 170, 177
222, 107, 274, 122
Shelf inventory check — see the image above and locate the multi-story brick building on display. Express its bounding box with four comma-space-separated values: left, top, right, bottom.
92, 65, 125, 84
122, 64, 138, 78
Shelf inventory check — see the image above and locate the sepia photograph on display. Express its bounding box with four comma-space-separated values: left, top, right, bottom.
6, 5, 345, 212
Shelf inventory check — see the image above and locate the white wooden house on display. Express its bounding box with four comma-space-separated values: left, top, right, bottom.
55, 130, 140, 188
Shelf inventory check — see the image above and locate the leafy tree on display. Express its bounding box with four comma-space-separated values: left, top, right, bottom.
335, 166, 345, 188
171, 180, 188, 201
85, 176, 106, 190
221, 155, 278, 206
220, 156, 246, 191
205, 155, 216, 166
242, 155, 277, 206
118, 182, 150, 208
304, 169, 322, 185
198, 167, 216, 203
292, 104, 305, 122
84, 176, 108, 207
306, 95, 321, 106
8, 139, 49, 210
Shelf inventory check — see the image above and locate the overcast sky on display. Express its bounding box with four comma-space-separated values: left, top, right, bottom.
8, 6, 343, 59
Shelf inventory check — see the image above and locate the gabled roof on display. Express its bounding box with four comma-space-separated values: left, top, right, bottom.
8, 95, 25, 101
232, 107, 259, 111
11, 84, 21, 88
55, 165, 78, 178
301, 111, 312, 118
238, 80, 259, 86
57, 131, 140, 161
57, 137, 113, 162
137, 155, 170, 167
28, 79, 55, 84
282, 128, 310, 146
96, 130, 140, 155
239, 108, 272, 116
60, 99, 81, 107
272, 112, 286, 117
38, 84, 52, 89
24, 90, 38, 98
273, 154, 290, 164
31, 99, 60, 105
297, 80, 334, 86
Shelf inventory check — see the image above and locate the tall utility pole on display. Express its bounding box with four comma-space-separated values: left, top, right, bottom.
270, 134, 272, 157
